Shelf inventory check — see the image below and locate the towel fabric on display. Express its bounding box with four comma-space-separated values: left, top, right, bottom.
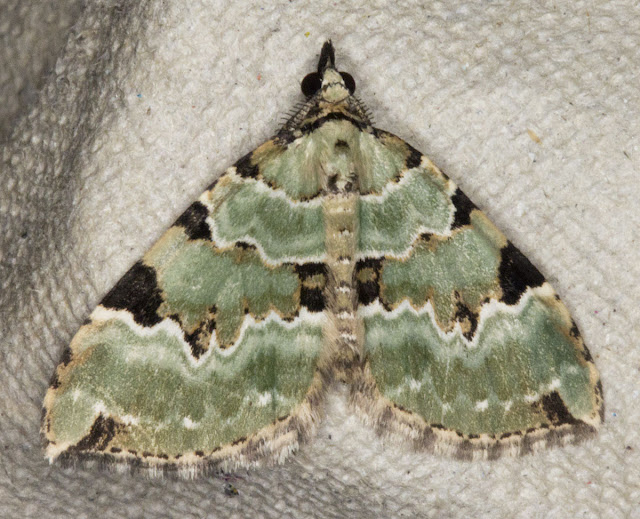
1, 2, 638, 517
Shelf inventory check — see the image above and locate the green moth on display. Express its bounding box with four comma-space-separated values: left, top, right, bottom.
42, 41, 603, 476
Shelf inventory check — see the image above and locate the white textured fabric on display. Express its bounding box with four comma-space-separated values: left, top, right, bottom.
1, 2, 638, 517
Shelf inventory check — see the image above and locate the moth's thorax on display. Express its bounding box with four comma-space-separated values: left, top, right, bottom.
312, 120, 362, 191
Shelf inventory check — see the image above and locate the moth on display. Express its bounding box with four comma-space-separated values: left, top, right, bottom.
42, 41, 603, 475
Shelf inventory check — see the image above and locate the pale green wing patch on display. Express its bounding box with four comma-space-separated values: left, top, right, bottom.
380, 211, 504, 331
356, 130, 454, 256
359, 286, 600, 437
44, 308, 325, 467
145, 227, 301, 348
204, 173, 325, 264
358, 168, 453, 256
252, 138, 326, 200
356, 285, 602, 458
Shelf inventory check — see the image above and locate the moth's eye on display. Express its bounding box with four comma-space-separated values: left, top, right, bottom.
301, 72, 322, 97
340, 72, 356, 94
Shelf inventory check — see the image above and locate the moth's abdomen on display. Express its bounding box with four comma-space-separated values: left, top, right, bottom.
322, 189, 361, 380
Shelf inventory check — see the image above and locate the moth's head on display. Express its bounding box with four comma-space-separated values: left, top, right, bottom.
301, 40, 356, 103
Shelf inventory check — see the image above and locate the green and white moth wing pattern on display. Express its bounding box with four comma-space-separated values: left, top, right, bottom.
351, 141, 604, 459
42, 150, 332, 474
43, 41, 603, 474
